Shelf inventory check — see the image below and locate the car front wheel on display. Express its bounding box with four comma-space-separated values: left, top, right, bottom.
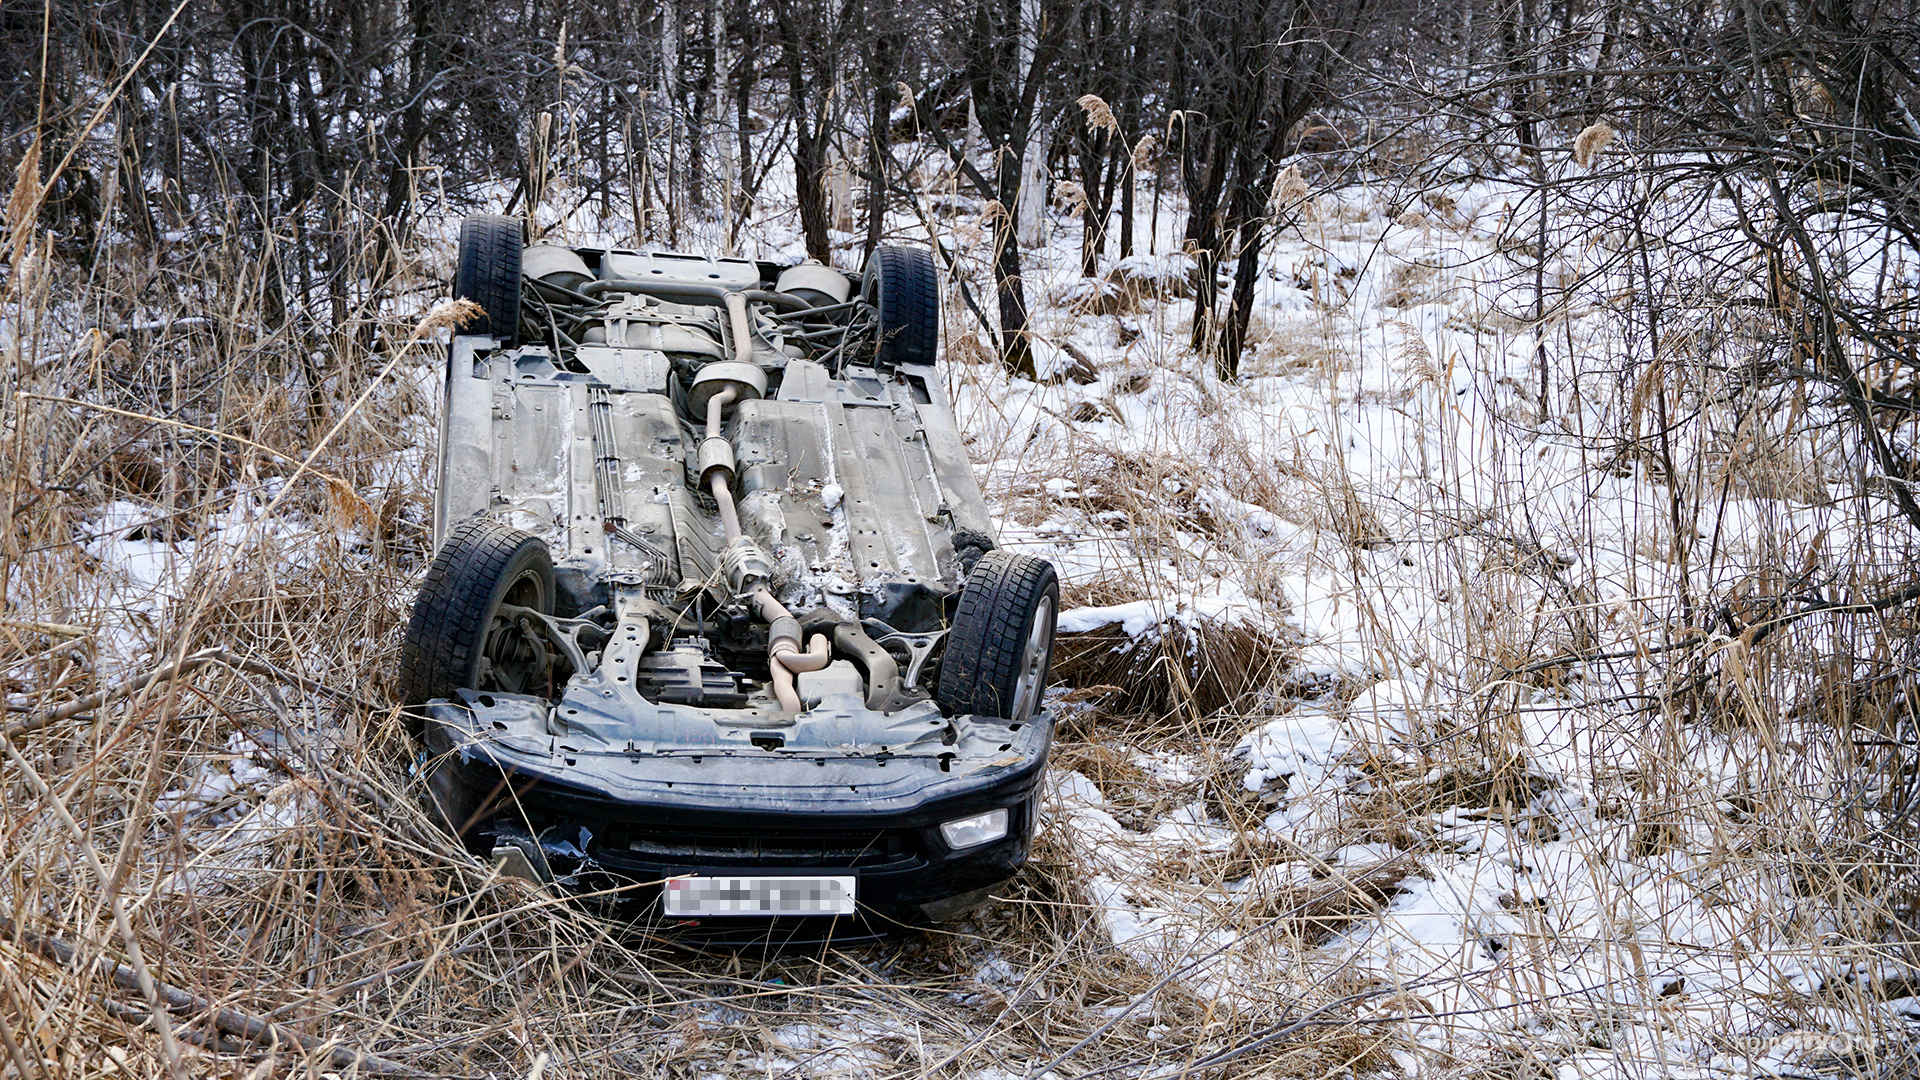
397, 517, 555, 709
936, 551, 1059, 723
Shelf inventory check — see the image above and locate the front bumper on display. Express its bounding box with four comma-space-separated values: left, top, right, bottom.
421, 697, 1051, 941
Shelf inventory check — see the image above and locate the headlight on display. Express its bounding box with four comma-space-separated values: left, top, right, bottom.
939, 808, 1010, 851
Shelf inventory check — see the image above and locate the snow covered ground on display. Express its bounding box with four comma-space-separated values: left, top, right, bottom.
14, 142, 1920, 1077
914, 161, 1920, 1075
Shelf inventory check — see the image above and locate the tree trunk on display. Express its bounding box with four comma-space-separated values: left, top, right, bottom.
1012, 0, 1049, 250
863, 30, 895, 264
994, 141, 1036, 377
992, 215, 1037, 378
733, 0, 755, 233
795, 123, 832, 261
1220, 217, 1263, 380
684, 0, 716, 211
1184, 126, 1226, 354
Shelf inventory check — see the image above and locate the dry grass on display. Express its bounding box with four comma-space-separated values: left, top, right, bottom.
1104, 257, 1201, 302
0, 286, 1380, 1080
0, 149, 1425, 1080
13, 99, 1920, 1080
1379, 260, 1442, 309
1051, 618, 1295, 722
929, 137, 1920, 1076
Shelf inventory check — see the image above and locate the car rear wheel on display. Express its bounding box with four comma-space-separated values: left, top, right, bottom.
937, 551, 1059, 723
454, 214, 524, 343
863, 244, 939, 370
397, 517, 555, 708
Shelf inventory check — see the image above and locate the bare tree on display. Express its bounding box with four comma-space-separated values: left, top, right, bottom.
769, 0, 860, 262
1170, 0, 1380, 379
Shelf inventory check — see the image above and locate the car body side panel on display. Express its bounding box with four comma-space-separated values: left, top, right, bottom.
898, 363, 995, 540
435, 338, 497, 544
843, 401, 947, 580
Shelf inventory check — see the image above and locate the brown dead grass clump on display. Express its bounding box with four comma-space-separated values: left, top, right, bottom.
1243, 851, 1419, 944
1573, 121, 1617, 167
1380, 259, 1441, 309
1050, 738, 1155, 795
1104, 256, 1202, 301
1065, 277, 1138, 316
943, 330, 998, 365
1706, 429, 1832, 504
1051, 617, 1295, 722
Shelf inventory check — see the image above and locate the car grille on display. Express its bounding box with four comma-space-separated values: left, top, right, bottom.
592, 822, 920, 869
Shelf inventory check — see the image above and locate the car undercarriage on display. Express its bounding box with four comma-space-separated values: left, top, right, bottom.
397, 216, 1059, 942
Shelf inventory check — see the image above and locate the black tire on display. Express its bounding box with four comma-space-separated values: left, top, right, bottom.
397, 517, 554, 708
454, 214, 524, 342
862, 245, 939, 369
937, 551, 1059, 723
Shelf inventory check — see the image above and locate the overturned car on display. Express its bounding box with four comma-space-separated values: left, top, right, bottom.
397, 215, 1059, 941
